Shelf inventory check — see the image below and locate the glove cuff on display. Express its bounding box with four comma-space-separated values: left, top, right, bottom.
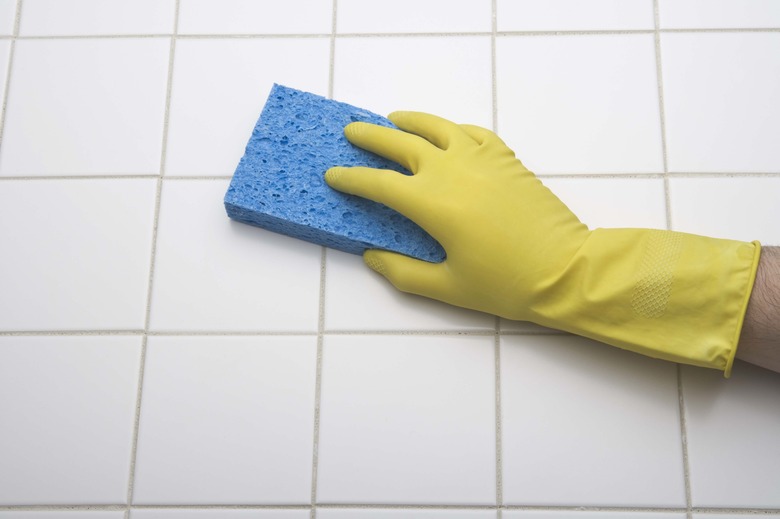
530, 229, 761, 376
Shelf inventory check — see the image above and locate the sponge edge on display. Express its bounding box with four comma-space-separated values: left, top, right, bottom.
224, 84, 446, 263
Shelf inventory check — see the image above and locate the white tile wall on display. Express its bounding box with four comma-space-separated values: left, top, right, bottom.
0, 179, 157, 330
0, 38, 170, 176
177, 0, 332, 35
2, 0, 779, 517
0, 336, 142, 504
0, 0, 15, 35
317, 335, 497, 505
501, 335, 685, 506
661, 33, 780, 173
337, 0, 492, 34
165, 38, 330, 176
497, 0, 655, 31
658, 0, 780, 29
682, 363, 780, 508
496, 34, 663, 174
132, 336, 317, 504
18, 0, 176, 36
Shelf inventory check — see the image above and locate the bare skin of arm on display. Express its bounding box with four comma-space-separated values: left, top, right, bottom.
736, 246, 780, 373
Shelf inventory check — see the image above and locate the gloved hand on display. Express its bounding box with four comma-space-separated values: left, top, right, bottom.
325, 112, 761, 376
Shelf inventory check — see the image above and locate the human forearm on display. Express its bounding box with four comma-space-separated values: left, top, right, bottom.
737, 246, 780, 373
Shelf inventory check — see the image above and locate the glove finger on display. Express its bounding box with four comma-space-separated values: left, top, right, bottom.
388, 111, 471, 151
459, 124, 501, 146
344, 122, 437, 173
325, 166, 425, 222
364, 249, 452, 301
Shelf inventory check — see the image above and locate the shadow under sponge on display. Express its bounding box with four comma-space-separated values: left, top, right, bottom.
224, 84, 445, 263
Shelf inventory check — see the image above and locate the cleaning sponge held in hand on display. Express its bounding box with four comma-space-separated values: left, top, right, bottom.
224, 84, 446, 262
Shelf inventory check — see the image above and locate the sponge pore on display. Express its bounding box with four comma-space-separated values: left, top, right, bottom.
224, 84, 445, 263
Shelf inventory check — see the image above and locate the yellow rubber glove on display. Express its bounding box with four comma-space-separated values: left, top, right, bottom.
325, 112, 761, 376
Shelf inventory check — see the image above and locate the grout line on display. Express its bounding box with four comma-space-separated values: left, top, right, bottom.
494, 319, 504, 514
677, 365, 694, 519
3, 27, 779, 41
311, 5, 337, 514
327, 0, 337, 101
0, 0, 22, 161
3, 504, 780, 513
652, 0, 673, 231
125, 1, 180, 514
491, 7, 502, 515
310, 248, 327, 519
491, 0, 498, 135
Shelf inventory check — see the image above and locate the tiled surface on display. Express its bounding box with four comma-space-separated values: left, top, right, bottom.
165, 38, 329, 175
0, 336, 141, 504
2, 0, 780, 516
148, 180, 322, 332
0, 38, 170, 176
682, 363, 780, 508
337, 0, 491, 34
0, 0, 14, 35
317, 335, 496, 504
177, 0, 333, 35
333, 36, 493, 127
497, 0, 654, 31
18, 0, 176, 36
669, 177, 780, 245
658, 0, 780, 29
501, 335, 685, 506
132, 336, 317, 504
661, 33, 780, 173
0, 179, 157, 330
496, 34, 663, 174
325, 249, 494, 331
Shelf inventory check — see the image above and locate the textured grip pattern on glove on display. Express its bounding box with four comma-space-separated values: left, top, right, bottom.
632, 231, 685, 318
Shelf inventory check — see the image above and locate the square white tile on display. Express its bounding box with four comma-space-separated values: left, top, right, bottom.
324, 249, 494, 332
177, 0, 332, 35
669, 177, 780, 245
18, 0, 176, 36
504, 513, 684, 519
0, 39, 170, 176
0, 0, 14, 35
333, 36, 492, 128
661, 33, 780, 173
501, 335, 685, 506
0, 336, 141, 504
132, 336, 317, 504
317, 335, 496, 504
659, 0, 780, 29
132, 512, 309, 519
319, 511, 496, 519
165, 38, 329, 176
337, 0, 491, 33
497, 0, 654, 31
148, 180, 321, 332
0, 179, 156, 331
682, 362, 780, 508
542, 177, 667, 229
496, 34, 662, 175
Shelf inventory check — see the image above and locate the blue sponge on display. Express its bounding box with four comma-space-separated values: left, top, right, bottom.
224, 84, 445, 263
